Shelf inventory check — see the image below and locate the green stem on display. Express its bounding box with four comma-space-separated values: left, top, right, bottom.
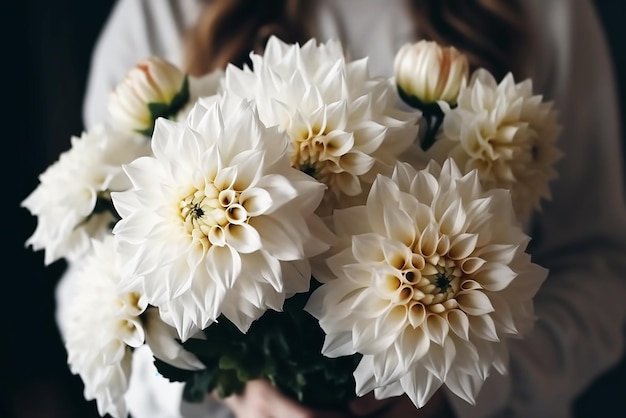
421, 105, 445, 151
397, 87, 446, 151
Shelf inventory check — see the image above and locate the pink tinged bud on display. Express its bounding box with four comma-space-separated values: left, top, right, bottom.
394, 40, 469, 105
108, 56, 188, 135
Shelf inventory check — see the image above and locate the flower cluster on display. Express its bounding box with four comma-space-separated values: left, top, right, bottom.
23, 36, 559, 417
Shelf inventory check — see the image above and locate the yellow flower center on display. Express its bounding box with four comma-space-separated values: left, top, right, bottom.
378, 241, 471, 322
179, 184, 248, 246
397, 255, 462, 314
116, 291, 143, 313
291, 125, 334, 182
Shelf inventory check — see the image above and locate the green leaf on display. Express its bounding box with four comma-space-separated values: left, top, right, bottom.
215, 369, 245, 399
171, 280, 363, 411
169, 77, 191, 115
153, 358, 194, 383
182, 337, 228, 359
182, 368, 217, 403
218, 354, 240, 370
138, 76, 191, 137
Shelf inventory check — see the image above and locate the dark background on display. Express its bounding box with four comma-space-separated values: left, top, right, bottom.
11, 1, 626, 417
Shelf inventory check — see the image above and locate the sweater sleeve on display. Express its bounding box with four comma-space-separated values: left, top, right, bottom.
449, 0, 626, 417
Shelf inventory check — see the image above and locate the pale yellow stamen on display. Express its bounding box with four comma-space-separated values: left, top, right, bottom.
179, 183, 250, 247
291, 125, 332, 182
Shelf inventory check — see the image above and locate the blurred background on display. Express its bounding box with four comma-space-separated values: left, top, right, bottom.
12, 1, 626, 417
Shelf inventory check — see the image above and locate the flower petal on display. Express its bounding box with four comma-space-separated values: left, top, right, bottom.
225, 223, 262, 254
457, 290, 495, 316
206, 244, 242, 288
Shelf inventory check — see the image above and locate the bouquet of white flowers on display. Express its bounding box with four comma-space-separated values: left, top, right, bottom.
22, 36, 561, 417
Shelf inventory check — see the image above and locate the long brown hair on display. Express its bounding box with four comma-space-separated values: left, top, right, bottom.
409, 0, 532, 81
184, 0, 531, 80
184, 0, 312, 75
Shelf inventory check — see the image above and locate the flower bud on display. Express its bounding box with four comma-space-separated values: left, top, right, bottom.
394, 40, 469, 106
108, 56, 189, 135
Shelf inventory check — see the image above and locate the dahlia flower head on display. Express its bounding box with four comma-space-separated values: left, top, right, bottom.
64, 236, 145, 418
111, 92, 334, 341
63, 235, 203, 418
429, 69, 562, 223
21, 125, 151, 265
306, 158, 548, 408
217, 35, 422, 215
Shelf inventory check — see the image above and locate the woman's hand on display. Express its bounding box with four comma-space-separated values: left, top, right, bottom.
220, 379, 351, 418
348, 389, 455, 418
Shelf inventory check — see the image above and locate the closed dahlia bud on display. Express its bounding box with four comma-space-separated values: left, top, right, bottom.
108, 56, 189, 135
394, 40, 469, 106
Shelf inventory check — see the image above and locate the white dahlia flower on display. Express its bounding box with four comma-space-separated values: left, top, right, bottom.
21, 125, 151, 265
306, 158, 548, 408
64, 235, 148, 418
63, 236, 202, 418
111, 93, 332, 340
218, 36, 421, 214
429, 69, 562, 222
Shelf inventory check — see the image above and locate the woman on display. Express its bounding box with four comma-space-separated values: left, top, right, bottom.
74, 0, 626, 417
